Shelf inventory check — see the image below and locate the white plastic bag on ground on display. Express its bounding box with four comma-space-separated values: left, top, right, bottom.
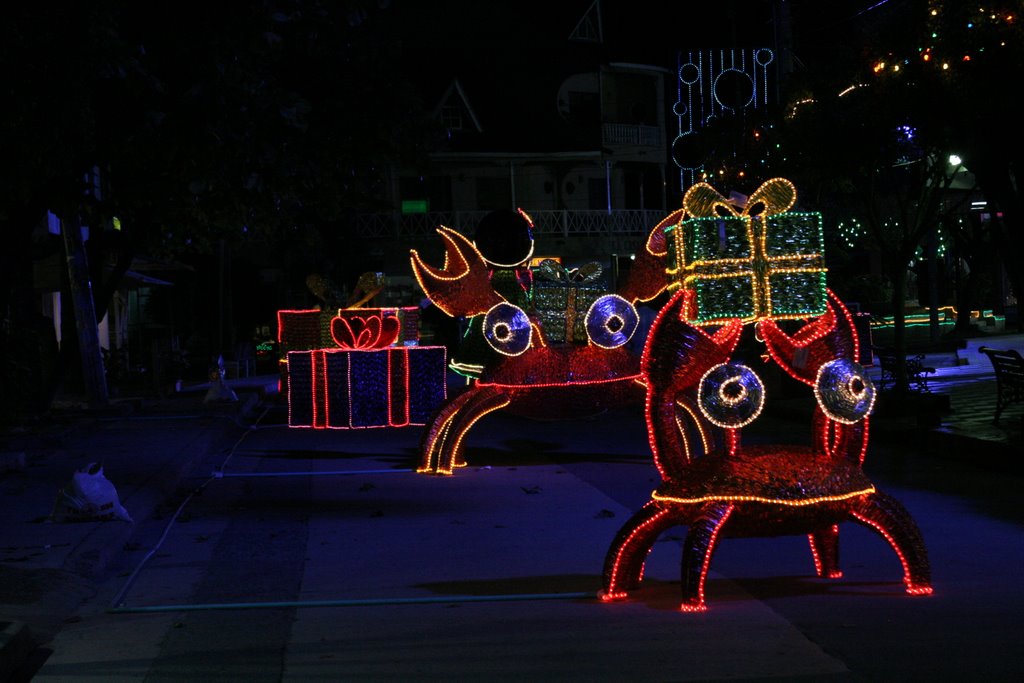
51, 462, 133, 522
204, 377, 238, 403
204, 356, 238, 403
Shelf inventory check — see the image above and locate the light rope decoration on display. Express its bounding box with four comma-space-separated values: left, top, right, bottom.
667, 178, 827, 325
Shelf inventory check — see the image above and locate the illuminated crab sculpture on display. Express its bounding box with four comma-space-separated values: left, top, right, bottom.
410, 209, 669, 474
599, 286, 933, 611
599, 178, 932, 610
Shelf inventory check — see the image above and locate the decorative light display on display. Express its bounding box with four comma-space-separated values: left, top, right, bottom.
278, 305, 447, 430
815, 358, 877, 424
419, 344, 644, 474
666, 178, 828, 325
533, 259, 606, 344
673, 48, 776, 189
640, 288, 743, 482
277, 306, 417, 355
483, 302, 533, 356
286, 346, 447, 429
871, 304, 998, 335
697, 362, 765, 428
619, 214, 673, 304
277, 308, 325, 353
585, 294, 639, 349
916, 2, 1018, 74
410, 226, 505, 318
834, 207, 959, 328
330, 310, 401, 350
601, 244, 932, 609
836, 218, 865, 249
410, 210, 666, 474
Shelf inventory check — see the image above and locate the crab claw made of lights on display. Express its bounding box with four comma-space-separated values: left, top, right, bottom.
410, 210, 670, 475
600, 288, 932, 612
410, 225, 505, 318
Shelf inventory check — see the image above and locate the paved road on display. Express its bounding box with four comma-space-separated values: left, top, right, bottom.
21, 396, 1024, 682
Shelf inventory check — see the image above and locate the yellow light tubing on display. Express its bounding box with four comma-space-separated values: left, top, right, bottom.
668, 178, 828, 324
651, 487, 877, 507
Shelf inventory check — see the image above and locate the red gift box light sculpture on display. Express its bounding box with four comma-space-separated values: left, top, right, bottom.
600, 179, 932, 611
278, 281, 447, 429
410, 209, 669, 474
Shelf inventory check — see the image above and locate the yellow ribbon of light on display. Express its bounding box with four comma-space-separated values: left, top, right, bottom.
682, 177, 797, 221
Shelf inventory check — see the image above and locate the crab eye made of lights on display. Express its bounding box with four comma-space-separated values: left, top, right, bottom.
483, 302, 532, 356
585, 294, 639, 349
815, 358, 876, 424
698, 362, 765, 428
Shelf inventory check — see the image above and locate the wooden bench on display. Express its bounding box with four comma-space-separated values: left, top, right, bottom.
873, 346, 936, 393
979, 346, 1024, 424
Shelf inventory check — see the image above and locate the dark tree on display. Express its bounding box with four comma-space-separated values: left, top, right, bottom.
758, 0, 1014, 392
0, 1, 435, 411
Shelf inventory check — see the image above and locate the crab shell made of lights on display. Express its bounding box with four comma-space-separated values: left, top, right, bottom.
409, 211, 671, 475
600, 288, 932, 611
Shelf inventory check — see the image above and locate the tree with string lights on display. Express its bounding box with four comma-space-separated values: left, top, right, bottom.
746, 0, 1022, 393
865, 1, 1023, 331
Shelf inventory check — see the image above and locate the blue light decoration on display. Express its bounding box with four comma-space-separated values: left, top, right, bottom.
815, 358, 877, 424
585, 294, 639, 349
673, 48, 775, 190
483, 302, 533, 356
698, 362, 765, 428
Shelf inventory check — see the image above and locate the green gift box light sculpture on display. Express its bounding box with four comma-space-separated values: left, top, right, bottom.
667, 177, 828, 325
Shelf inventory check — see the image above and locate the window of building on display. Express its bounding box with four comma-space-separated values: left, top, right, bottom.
441, 104, 463, 131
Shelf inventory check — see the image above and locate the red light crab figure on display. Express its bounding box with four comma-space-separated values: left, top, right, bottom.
410, 208, 670, 474
600, 179, 932, 611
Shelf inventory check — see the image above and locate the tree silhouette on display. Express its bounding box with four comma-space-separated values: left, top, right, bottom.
0, 1, 435, 410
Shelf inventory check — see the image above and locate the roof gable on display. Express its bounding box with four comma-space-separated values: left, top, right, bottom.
432, 78, 483, 134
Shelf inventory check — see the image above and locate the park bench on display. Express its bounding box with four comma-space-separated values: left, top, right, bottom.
873, 346, 936, 393
979, 346, 1024, 424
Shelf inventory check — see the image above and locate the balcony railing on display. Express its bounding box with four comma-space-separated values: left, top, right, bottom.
602, 123, 663, 147
355, 209, 668, 240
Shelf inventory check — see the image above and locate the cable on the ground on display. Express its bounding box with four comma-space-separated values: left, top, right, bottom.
107, 591, 596, 613
107, 404, 271, 609
212, 468, 413, 478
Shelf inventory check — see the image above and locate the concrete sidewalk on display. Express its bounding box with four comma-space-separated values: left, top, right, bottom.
865, 333, 1024, 461
0, 380, 270, 680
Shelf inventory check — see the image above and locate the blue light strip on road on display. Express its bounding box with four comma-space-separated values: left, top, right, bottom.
213, 468, 413, 478
108, 592, 597, 613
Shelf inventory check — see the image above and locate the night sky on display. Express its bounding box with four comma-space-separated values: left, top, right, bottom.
377, 0, 880, 71
365, 0, 896, 152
